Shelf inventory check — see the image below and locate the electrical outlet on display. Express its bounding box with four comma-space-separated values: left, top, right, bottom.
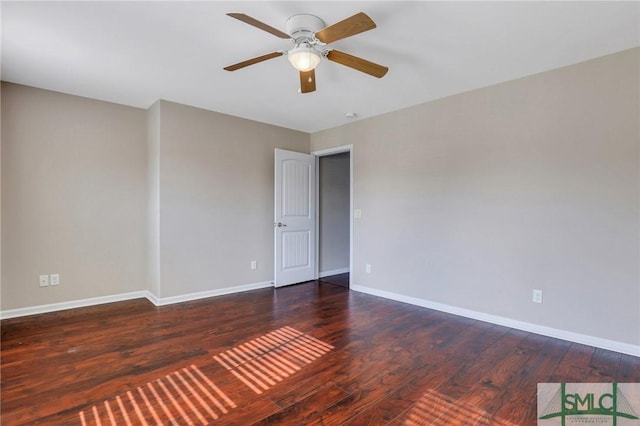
250, 260, 257, 270
365, 264, 371, 274
50, 274, 60, 286
532, 289, 543, 304
39, 275, 49, 287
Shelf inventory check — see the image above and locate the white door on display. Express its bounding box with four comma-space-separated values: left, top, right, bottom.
274, 149, 316, 287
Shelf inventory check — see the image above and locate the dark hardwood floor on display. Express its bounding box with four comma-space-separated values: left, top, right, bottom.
2, 280, 638, 425
319, 273, 349, 289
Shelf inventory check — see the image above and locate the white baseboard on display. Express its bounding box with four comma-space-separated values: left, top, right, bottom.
1, 281, 274, 319
318, 268, 349, 278
351, 284, 640, 358
151, 281, 273, 306
0, 290, 153, 320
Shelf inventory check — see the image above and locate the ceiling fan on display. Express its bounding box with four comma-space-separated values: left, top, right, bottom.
224, 12, 389, 94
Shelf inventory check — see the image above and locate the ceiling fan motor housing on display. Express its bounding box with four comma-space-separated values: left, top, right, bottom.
285, 14, 326, 43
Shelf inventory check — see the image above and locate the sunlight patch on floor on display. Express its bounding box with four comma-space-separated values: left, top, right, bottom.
78, 326, 333, 424
213, 326, 334, 394
79, 365, 235, 426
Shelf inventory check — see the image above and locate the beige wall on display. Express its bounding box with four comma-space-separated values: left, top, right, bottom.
155, 101, 308, 297
1, 85, 310, 308
1, 83, 148, 309
0, 83, 3, 309
319, 152, 350, 274
311, 48, 640, 346
147, 101, 161, 297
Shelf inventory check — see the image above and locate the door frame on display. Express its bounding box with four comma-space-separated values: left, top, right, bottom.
311, 144, 353, 281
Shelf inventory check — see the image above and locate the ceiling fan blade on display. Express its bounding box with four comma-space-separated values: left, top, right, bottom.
227, 13, 290, 39
224, 51, 284, 71
300, 69, 317, 93
326, 50, 388, 78
315, 12, 377, 44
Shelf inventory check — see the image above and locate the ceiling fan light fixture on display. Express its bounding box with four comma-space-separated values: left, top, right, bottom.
288, 45, 321, 72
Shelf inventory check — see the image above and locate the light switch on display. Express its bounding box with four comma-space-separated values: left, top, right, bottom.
50, 274, 60, 286
354, 209, 362, 219
532, 289, 543, 304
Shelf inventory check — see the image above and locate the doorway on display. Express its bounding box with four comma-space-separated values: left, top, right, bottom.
314, 146, 352, 288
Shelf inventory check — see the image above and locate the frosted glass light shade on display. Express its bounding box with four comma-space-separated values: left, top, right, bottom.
288, 47, 321, 72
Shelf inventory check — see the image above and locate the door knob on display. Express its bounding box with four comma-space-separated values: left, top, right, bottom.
274, 222, 287, 227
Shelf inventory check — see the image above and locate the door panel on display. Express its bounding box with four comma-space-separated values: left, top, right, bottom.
282, 231, 310, 269
274, 149, 316, 287
282, 160, 310, 217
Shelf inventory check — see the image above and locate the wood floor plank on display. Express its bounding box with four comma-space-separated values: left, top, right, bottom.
2, 279, 638, 425
459, 331, 541, 416
256, 383, 350, 424
491, 336, 571, 424
548, 343, 595, 383
583, 347, 623, 382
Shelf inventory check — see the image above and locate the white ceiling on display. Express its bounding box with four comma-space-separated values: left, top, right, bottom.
2, 1, 638, 133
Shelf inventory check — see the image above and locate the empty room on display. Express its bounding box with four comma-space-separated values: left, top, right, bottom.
1, 1, 639, 425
